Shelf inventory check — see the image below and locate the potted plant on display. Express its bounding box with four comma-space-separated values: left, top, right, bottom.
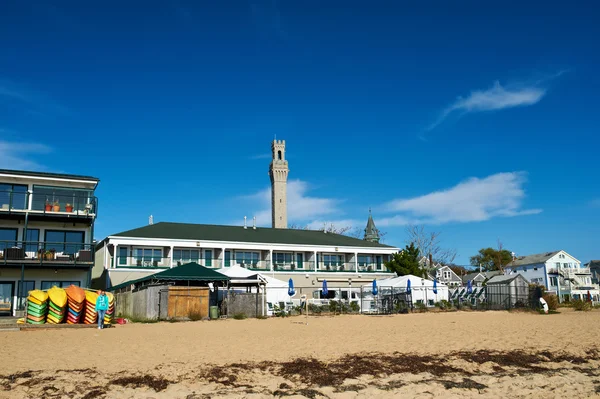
44, 249, 56, 261
45, 199, 52, 212
52, 200, 60, 212
65, 203, 73, 212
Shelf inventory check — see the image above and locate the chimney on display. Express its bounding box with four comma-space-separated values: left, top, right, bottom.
149, 215, 153, 225
244, 216, 247, 229
253, 216, 256, 229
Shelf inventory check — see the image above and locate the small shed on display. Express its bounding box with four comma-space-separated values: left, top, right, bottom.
485, 274, 530, 309
109, 262, 230, 320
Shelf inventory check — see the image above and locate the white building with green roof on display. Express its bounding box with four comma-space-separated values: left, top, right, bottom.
93, 219, 399, 290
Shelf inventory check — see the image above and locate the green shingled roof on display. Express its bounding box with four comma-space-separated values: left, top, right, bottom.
111, 222, 396, 248
108, 262, 229, 291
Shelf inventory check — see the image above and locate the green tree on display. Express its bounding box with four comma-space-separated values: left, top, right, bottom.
470, 245, 513, 272
385, 243, 426, 277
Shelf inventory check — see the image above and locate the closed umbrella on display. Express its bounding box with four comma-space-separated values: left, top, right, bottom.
433, 279, 438, 295
288, 278, 295, 297
406, 279, 411, 294
467, 279, 473, 294
322, 280, 328, 298
372, 280, 378, 296
588, 290, 592, 302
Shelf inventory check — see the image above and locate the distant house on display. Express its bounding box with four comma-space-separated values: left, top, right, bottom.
585, 260, 600, 285
462, 271, 502, 287
504, 250, 599, 302
419, 257, 462, 288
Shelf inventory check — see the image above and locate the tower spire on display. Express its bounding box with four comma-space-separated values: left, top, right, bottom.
363, 208, 380, 243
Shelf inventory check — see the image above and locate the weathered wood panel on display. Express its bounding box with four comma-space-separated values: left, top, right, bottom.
167, 287, 209, 319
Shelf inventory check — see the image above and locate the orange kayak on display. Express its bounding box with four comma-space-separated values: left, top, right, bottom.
65, 285, 85, 303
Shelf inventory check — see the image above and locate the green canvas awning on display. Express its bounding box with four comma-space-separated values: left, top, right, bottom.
108, 262, 230, 291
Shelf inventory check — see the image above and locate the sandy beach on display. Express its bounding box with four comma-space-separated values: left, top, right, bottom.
1, 308, 599, 398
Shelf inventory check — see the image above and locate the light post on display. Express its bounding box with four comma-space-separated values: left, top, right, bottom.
421, 278, 427, 307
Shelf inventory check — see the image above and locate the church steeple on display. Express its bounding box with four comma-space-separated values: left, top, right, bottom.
363, 208, 380, 243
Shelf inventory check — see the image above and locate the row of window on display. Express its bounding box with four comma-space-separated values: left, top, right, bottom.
113, 247, 385, 270
555, 262, 577, 268
0, 228, 85, 254
0, 184, 94, 212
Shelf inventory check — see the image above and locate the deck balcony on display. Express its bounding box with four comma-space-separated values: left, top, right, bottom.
0, 240, 94, 266
0, 189, 97, 220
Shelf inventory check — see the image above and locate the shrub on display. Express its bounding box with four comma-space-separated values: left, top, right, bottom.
572, 299, 592, 311
415, 302, 428, 312
233, 312, 247, 320
435, 300, 451, 311
256, 315, 268, 320
188, 310, 204, 321
328, 300, 339, 313
542, 294, 559, 311
349, 302, 360, 313
308, 304, 321, 314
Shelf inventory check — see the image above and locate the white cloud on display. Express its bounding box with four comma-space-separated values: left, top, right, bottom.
0, 141, 52, 170
428, 80, 546, 131
589, 199, 600, 208
240, 179, 342, 226
381, 172, 541, 225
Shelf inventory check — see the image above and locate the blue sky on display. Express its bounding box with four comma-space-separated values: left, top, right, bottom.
0, 1, 598, 265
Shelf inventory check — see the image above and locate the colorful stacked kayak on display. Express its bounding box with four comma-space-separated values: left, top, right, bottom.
104, 292, 115, 325
65, 285, 85, 324
47, 286, 67, 324
83, 290, 98, 324
27, 290, 48, 324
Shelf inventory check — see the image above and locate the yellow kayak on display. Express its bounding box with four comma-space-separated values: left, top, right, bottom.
28, 290, 48, 303
48, 286, 67, 307
106, 292, 115, 304
85, 290, 98, 305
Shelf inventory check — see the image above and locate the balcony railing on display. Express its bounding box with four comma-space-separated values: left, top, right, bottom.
548, 267, 591, 275
0, 240, 94, 265
0, 190, 97, 216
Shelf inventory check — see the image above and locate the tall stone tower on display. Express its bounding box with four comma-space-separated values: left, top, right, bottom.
269, 139, 289, 228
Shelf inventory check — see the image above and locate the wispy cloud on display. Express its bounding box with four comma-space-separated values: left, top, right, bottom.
0, 140, 52, 170
236, 179, 342, 226
380, 172, 541, 225
0, 80, 70, 116
589, 199, 600, 208
427, 81, 546, 131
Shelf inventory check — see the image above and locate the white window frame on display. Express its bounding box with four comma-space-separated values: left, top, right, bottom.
133, 247, 163, 267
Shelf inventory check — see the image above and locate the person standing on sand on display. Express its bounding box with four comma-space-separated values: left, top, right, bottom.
96, 290, 109, 330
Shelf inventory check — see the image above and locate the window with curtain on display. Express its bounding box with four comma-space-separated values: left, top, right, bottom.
224, 251, 231, 267
323, 254, 343, 267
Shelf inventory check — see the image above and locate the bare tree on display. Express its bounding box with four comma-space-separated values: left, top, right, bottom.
290, 222, 387, 242
405, 224, 457, 265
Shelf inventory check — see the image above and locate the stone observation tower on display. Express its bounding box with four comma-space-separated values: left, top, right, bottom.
269, 139, 289, 228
